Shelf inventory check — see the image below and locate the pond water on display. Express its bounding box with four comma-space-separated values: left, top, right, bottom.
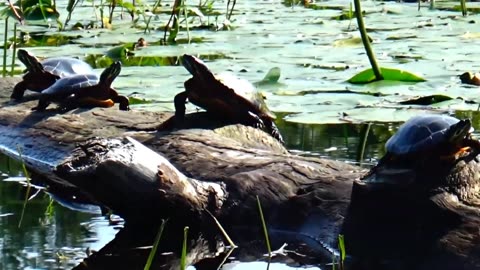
1, 0, 480, 268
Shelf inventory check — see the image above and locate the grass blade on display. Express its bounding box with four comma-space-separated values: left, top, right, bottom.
144, 219, 168, 270
205, 209, 237, 248
256, 195, 271, 257
180, 226, 189, 270
338, 234, 346, 270
17, 145, 32, 228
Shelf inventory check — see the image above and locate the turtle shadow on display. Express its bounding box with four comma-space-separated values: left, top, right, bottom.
18, 109, 63, 127
17, 106, 96, 127
1, 93, 41, 107
157, 112, 237, 132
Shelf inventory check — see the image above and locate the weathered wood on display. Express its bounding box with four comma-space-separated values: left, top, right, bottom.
0, 77, 363, 247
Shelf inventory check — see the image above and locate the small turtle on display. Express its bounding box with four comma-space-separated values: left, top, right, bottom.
176, 54, 284, 144
12, 49, 94, 100
384, 114, 480, 161
32, 61, 130, 112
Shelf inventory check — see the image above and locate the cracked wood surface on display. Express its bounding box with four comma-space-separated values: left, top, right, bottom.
0, 77, 365, 247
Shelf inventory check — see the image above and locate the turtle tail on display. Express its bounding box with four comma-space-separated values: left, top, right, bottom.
17, 49, 44, 73
99, 61, 122, 87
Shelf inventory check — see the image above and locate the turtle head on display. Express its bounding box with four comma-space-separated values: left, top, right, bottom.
182, 54, 217, 85
18, 49, 45, 73
446, 118, 472, 143
100, 61, 122, 87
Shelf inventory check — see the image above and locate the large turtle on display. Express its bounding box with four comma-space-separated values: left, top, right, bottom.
32, 61, 130, 112
175, 54, 284, 144
363, 114, 480, 181
12, 49, 94, 100
379, 114, 480, 167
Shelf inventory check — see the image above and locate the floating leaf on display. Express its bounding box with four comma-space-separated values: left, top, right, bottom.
106, 45, 134, 61
333, 35, 372, 47
255, 67, 281, 85
128, 96, 152, 105
348, 67, 426, 84
399, 95, 453, 105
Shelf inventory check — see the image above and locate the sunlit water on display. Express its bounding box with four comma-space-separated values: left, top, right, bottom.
2, 0, 480, 268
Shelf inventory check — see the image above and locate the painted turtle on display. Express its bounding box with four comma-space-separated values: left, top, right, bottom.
32, 61, 130, 112
12, 49, 94, 100
176, 54, 284, 144
385, 114, 480, 161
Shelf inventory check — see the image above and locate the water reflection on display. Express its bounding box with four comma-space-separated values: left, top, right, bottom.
0, 172, 119, 270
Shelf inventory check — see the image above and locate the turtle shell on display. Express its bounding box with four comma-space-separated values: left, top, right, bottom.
385, 114, 472, 155
41, 57, 94, 78
42, 74, 99, 99
182, 54, 275, 120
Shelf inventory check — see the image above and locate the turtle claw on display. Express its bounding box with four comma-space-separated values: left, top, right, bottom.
248, 111, 265, 129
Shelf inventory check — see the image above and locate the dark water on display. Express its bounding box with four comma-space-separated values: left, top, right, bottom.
0, 157, 119, 269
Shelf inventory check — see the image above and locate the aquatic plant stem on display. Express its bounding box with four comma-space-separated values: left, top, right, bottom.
182, 0, 190, 43
10, 23, 17, 76
357, 123, 371, 166
460, 0, 467, 16
2, 17, 8, 78
353, 0, 383, 81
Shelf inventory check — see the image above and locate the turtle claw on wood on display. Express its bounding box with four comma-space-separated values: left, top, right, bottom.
176, 54, 285, 144
12, 49, 94, 100
32, 61, 130, 112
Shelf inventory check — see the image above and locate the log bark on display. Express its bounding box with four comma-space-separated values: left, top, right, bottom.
0, 77, 363, 247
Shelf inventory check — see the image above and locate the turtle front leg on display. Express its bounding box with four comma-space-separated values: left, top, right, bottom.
174, 91, 189, 119
31, 96, 51, 111
11, 81, 27, 101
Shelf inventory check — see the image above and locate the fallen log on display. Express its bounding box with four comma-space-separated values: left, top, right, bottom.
0, 77, 362, 247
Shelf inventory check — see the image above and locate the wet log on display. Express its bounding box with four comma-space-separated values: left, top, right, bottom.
0, 78, 363, 247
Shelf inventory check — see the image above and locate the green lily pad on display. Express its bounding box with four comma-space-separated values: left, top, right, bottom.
128, 96, 152, 105
399, 95, 453, 105
347, 67, 426, 84
254, 67, 281, 86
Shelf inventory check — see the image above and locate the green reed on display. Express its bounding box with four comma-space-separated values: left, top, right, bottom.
143, 219, 168, 270
353, 0, 382, 81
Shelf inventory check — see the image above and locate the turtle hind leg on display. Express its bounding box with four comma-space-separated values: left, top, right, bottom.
11, 81, 27, 100
245, 111, 266, 129
31, 97, 50, 112
174, 91, 189, 119
264, 120, 285, 145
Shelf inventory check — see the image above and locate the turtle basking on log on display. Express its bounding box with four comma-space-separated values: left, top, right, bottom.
342, 114, 480, 269
175, 54, 284, 144
12, 49, 94, 100
371, 114, 480, 174
32, 61, 130, 112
